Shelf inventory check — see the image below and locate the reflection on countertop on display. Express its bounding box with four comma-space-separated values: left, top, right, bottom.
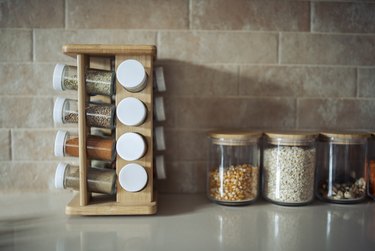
0, 192, 374, 251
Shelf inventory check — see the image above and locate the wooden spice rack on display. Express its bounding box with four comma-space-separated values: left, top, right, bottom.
63, 44, 157, 215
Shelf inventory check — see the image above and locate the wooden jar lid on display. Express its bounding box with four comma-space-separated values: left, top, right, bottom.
209, 130, 262, 145
320, 131, 370, 144
265, 131, 318, 146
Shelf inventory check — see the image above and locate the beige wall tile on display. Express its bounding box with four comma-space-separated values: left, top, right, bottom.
0, 162, 57, 192
34, 29, 157, 62
165, 129, 209, 161
312, 2, 375, 33
157, 161, 206, 193
0, 129, 11, 160
358, 68, 375, 97
0, 97, 53, 128
0, 63, 56, 95
159, 62, 238, 96
158, 31, 278, 63
281, 33, 375, 65
66, 0, 188, 29
12, 130, 56, 161
239, 66, 356, 97
172, 97, 295, 129
297, 98, 375, 129
0, 0, 64, 28
0, 29, 32, 62
192, 0, 309, 31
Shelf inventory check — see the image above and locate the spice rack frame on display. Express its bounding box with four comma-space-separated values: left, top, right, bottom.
62, 44, 157, 215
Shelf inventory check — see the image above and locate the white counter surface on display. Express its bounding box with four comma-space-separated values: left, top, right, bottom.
0, 193, 374, 251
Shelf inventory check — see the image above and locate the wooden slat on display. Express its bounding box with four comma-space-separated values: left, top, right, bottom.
77, 54, 89, 206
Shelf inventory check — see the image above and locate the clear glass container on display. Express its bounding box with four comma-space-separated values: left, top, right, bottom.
316, 132, 369, 204
54, 130, 115, 161
53, 97, 115, 129
53, 64, 115, 96
368, 133, 375, 200
54, 162, 116, 195
263, 132, 318, 206
207, 131, 261, 205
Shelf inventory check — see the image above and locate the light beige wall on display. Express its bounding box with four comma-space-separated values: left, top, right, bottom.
1, 0, 375, 193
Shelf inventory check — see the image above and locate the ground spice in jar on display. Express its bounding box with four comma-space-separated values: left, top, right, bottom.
65, 136, 115, 161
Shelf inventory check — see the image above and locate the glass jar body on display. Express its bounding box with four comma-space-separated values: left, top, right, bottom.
368, 136, 375, 200
262, 135, 317, 206
316, 138, 367, 203
207, 135, 260, 205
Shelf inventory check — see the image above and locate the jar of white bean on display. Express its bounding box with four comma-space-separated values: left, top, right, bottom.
316, 132, 369, 204
207, 131, 262, 205
262, 132, 318, 206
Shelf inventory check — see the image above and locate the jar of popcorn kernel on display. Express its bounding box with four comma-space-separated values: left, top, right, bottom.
207, 131, 262, 205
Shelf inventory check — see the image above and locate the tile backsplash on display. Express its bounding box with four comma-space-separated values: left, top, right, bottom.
1, 0, 375, 194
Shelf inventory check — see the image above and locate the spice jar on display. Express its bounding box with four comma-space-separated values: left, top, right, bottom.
54, 162, 116, 195
116, 97, 147, 126
116, 132, 147, 161
263, 132, 317, 206
53, 64, 115, 96
53, 97, 115, 129
118, 163, 148, 192
207, 131, 261, 205
368, 133, 375, 200
54, 130, 115, 161
316, 132, 369, 203
116, 59, 147, 92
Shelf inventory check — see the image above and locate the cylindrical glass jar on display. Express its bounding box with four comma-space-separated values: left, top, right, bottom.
116, 132, 147, 161
263, 132, 318, 206
54, 162, 116, 195
53, 64, 115, 96
368, 133, 375, 200
54, 130, 115, 161
116, 97, 147, 126
53, 97, 115, 129
207, 131, 261, 205
316, 132, 369, 203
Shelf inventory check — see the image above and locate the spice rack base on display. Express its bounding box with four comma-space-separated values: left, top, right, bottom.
66, 193, 157, 215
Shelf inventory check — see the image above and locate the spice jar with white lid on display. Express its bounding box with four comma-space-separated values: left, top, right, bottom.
116, 132, 147, 161
263, 132, 318, 206
53, 97, 115, 129
116, 59, 147, 92
316, 132, 369, 203
53, 64, 115, 96
54, 162, 116, 195
368, 133, 375, 200
116, 97, 147, 126
208, 131, 261, 205
54, 130, 115, 161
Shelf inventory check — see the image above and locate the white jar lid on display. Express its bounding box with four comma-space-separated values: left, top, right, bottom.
154, 126, 166, 151
54, 130, 68, 157
55, 162, 68, 189
117, 97, 147, 126
53, 97, 66, 124
116, 132, 146, 161
53, 64, 66, 91
154, 66, 166, 92
116, 59, 147, 92
118, 163, 148, 192
154, 96, 166, 122
155, 155, 166, 180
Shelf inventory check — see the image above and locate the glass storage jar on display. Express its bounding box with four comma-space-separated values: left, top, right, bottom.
54, 162, 116, 195
316, 132, 369, 203
54, 130, 116, 161
207, 131, 261, 205
53, 97, 115, 129
53, 64, 115, 96
368, 133, 375, 200
263, 132, 318, 206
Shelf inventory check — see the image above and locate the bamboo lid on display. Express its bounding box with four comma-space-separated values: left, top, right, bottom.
209, 130, 262, 145
265, 131, 318, 146
319, 131, 370, 144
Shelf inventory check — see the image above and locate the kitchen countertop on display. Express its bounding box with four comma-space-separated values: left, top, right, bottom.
0, 193, 374, 251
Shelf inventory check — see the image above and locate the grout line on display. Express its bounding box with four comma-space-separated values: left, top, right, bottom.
188, 0, 192, 30
236, 64, 240, 96
32, 29, 35, 62
278, 32, 281, 64
64, 0, 68, 29
295, 98, 299, 129
310, 1, 314, 33
9, 129, 13, 161
356, 67, 360, 98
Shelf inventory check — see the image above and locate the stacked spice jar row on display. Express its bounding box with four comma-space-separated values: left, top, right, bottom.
207, 131, 375, 206
53, 64, 118, 194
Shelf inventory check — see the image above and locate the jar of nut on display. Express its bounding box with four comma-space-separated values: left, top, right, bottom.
316, 132, 369, 204
207, 131, 261, 205
263, 131, 318, 206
